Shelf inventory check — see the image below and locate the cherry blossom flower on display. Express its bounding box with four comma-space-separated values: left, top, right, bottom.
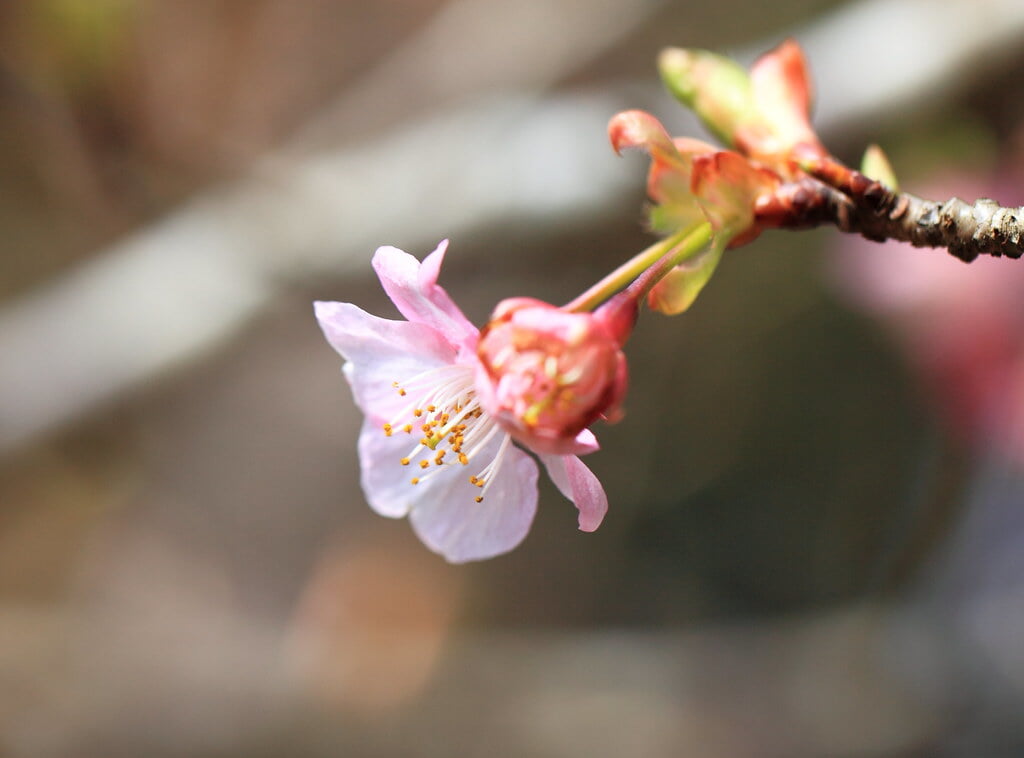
314, 241, 612, 562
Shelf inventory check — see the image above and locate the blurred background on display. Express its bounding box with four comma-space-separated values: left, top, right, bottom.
3, 0, 1024, 755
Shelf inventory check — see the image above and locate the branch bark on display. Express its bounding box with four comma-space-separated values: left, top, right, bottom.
757, 160, 1024, 263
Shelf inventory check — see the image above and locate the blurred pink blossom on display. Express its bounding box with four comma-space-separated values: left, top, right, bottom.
831, 172, 1024, 461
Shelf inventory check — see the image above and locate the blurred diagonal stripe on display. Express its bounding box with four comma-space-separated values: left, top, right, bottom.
294, 0, 666, 146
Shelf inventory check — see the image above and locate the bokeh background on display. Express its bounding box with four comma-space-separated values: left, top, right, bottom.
3, 0, 1024, 755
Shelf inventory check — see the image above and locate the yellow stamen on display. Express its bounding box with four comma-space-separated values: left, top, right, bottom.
385, 366, 505, 499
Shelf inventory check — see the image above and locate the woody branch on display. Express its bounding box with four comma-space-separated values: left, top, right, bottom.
756, 158, 1024, 263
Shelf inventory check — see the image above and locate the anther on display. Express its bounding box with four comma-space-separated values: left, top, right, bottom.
411, 477, 420, 485
400, 457, 410, 466
419, 460, 430, 469
475, 496, 483, 503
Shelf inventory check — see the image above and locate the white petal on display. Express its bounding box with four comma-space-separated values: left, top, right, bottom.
314, 301, 458, 421
357, 416, 432, 519
372, 242, 478, 349
409, 437, 539, 563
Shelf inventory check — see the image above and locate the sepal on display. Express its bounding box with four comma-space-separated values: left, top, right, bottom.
646, 242, 724, 315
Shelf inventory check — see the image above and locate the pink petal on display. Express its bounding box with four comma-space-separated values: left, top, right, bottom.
372, 241, 478, 349
409, 439, 539, 563
539, 454, 608, 532
570, 429, 600, 455
314, 300, 457, 420
750, 39, 813, 128
748, 39, 822, 155
608, 110, 687, 170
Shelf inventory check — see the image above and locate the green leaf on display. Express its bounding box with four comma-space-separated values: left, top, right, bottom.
646, 240, 724, 315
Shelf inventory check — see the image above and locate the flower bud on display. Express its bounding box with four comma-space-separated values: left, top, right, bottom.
475, 298, 628, 455
659, 40, 825, 168
658, 47, 756, 147
743, 38, 824, 163
860, 144, 899, 191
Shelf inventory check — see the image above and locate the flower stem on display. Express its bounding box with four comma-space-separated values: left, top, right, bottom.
564, 225, 711, 312
620, 222, 714, 303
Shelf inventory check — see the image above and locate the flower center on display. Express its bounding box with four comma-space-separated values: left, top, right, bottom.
382, 363, 511, 502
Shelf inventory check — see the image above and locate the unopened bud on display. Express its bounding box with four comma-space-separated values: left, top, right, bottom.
860, 144, 899, 191
658, 47, 755, 147
475, 299, 628, 455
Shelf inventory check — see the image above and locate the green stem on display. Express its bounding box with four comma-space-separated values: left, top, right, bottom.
564, 225, 711, 312
625, 222, 714, 304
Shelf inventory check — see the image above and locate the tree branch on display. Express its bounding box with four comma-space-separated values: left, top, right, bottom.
757, 160, 1024, 263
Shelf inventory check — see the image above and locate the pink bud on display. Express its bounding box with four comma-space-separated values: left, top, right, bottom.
739, 39, 825, 165
657, 40, 825, 170
475, 298, 629, 455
